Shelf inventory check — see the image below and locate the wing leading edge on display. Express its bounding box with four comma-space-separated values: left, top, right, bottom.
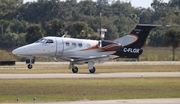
69, 55, 118, 64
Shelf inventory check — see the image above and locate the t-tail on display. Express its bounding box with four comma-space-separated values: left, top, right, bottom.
113, 24, 157, 58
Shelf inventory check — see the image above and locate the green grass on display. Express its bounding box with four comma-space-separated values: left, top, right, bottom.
0, 64, 180, 73
140, 47, 180, 61
0, 78, 180, 102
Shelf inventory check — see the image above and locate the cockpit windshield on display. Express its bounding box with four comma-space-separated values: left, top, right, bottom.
35, 38, 47, 43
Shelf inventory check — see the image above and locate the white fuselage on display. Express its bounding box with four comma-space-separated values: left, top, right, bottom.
12, 37, 116, 62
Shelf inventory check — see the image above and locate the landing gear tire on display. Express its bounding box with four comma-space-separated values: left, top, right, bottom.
89, 67, 96, 73
27, 64, 33, 69
72, 66, 78, 73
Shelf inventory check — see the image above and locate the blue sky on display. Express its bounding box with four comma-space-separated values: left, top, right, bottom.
24, 0, 170, 8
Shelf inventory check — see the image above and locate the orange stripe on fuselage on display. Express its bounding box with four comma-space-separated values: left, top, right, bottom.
80, 44, 99, 51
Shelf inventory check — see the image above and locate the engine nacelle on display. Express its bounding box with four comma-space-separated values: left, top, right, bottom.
98, 40, 102, 48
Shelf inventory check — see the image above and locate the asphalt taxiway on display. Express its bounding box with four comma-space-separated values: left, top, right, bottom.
0, 72, 180, 79
2, 98, 180, 104
16, 61, 180, 65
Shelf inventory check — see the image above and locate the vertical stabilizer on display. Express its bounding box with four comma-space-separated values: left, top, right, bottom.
114, 24, 158, 58
114, 24, 157, 48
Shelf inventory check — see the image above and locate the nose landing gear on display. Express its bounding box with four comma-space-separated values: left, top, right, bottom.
28, 64, 33, 69
26, 58, 35, 69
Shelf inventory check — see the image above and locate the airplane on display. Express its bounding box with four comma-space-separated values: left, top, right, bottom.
12, 24, 157, 73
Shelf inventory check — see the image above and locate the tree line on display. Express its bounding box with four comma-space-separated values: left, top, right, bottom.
0, 0, 180, 60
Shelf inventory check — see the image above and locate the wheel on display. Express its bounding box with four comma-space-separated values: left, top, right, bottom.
27, 64, 33, 69
72, 66, 78, 73
89, 67, 96, 73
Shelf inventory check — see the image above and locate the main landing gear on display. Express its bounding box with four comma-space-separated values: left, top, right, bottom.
72, 66, 78, 73
89, 67, 96, 73
71, 66, 96, 73
70, 62, 96, 73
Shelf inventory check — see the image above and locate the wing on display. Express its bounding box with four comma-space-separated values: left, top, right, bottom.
69, 55, 119, 64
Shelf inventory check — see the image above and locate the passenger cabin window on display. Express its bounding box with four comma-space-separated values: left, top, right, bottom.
46, 39, 53, 43
66, 42, 70, 46
72, 43, 76, 47
78, 43, 82, 48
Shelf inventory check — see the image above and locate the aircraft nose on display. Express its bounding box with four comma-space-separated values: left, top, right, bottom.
12, 47, 27, 55
12, 48, 20, 55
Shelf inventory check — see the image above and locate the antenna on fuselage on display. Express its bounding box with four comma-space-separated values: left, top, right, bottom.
62, 34, 66, 38
54, 57, 58, 62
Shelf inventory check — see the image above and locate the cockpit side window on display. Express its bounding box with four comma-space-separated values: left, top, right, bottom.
35, 38, 46, 43
46, 39, 54, 43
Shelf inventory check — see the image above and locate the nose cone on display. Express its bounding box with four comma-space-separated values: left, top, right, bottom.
12, 47, 26, 55
12, 44, 31, 56
12, 48, 20, 55
12, 43, 42, 57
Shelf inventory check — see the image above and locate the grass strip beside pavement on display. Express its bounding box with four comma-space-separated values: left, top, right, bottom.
0, 78, 180, 102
